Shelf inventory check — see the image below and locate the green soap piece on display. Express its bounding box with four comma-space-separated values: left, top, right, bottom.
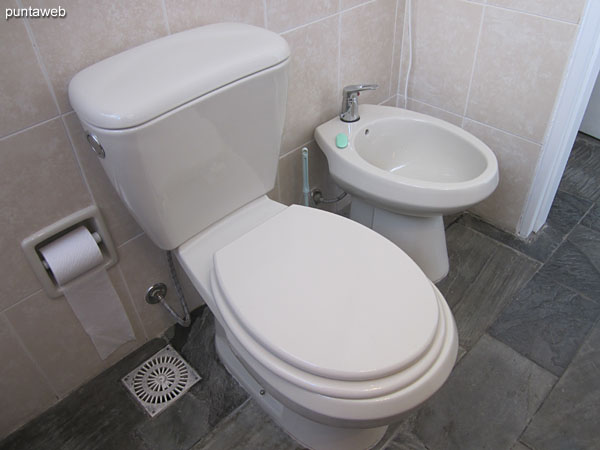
335, 133, 348, 149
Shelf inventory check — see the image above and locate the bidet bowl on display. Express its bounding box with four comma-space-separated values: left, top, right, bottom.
314, 104, 498, 216
315, 104, 499, 281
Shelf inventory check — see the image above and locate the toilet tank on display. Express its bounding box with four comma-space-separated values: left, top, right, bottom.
69, 23, 290, 250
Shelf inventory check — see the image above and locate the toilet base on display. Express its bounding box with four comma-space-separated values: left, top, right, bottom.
350, 197, 449, 282
214, 325, 388, 450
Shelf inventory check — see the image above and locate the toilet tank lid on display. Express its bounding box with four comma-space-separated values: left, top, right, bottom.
68, 23, 290, 130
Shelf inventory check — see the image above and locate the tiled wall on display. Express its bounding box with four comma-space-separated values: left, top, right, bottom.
0, 0, 403, 436
394, 0, 586, 232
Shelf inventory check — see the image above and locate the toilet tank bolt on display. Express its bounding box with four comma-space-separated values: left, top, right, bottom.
259, 389, 265, 396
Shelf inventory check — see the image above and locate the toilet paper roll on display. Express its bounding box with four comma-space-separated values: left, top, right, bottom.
40, 227, 104, 285
39, 227, 135, 359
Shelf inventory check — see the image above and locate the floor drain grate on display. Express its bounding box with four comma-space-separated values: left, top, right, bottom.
122, 344, 200, 417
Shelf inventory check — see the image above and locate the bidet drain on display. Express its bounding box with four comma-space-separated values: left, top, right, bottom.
122, 345, 200, 416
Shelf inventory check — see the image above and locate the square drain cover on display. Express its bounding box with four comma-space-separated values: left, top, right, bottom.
122, 344, 200, 417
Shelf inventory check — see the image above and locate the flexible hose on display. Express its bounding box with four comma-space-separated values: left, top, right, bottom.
160, 251, 191, 327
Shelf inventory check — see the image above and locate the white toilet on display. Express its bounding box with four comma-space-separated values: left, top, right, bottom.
69, 23, 458, 450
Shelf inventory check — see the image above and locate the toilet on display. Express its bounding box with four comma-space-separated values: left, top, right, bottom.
69, 23, 458, 450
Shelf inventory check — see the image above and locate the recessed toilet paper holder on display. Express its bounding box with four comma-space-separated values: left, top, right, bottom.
21, 205, 118, 298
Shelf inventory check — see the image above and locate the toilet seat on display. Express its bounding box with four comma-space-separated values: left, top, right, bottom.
210, 205, 448, 400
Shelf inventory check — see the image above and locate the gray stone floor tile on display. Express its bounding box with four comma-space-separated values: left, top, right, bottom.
180, 308, 248, 427
489, 273, 600, 376
581, 200, 600, 232
511, 442, 532, 450
443, 213, 462, 229
559, 133, 600, 201
136, 392, 211, 450
521, 320, 600, 450
0, 339, 166, 450
437, 223, 504, 309
450, 240, 540, 350
414, 335, 556, 450
386, 432, 429, 450
193, 400, 300, 450
540, 224, 600, 303
459, 190, 592, 262
137, 308, 249, 449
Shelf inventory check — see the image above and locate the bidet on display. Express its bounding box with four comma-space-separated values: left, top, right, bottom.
315, 104, 498, 281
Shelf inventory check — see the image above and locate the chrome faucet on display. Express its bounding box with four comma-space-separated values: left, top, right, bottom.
340, 84, 378, 122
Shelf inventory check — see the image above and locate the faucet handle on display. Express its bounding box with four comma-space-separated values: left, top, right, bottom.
340, 84, 378, 122
343, 84, 378, 97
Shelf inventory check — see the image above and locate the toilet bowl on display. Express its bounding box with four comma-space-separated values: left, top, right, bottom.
177, 197, 458, 450
68, 23, 458, 449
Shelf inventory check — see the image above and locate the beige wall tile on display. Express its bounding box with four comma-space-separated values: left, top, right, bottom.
341, 0, 371, 10
0, 314, 57, 437
281, 16, 339, 154
340, 0, 397, 106
487, 0, 586, 24
165, 0, 264, 33
464, 119, 542, 232
267, 0, 338, 33
390, 0, 406, 100
381, 96, 398, 107
4, 267, 145, 397
25, 0, 168, 112
118, 234, 203, 339
466, 8, 577, 143
0, 119, 92, 310
0, 0, 57, 137
406, 98, 464, 126
399, 0, 483, 114
64, 114, 142, 246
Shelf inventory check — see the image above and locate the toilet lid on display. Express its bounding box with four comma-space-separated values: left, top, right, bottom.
213, 205, 440, 382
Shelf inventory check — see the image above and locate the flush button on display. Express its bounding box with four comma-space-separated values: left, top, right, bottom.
86, 133, 105, 159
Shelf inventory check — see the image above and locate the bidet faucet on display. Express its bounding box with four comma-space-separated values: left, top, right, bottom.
340, 84, 378, 122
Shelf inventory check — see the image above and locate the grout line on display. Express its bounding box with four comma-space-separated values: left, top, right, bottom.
16, 0, 61, 114
405, 94, 542, 147
0, 115, 60, 141
262, 0, 268, 29
536, 194, 595, 264
279, 10, 340, 36
463, 116, 544, 145
378, 94, 398, 105
461, 4, 486, 125
160, 0, 171, 35
398, 0, 411, 101
1, 288, 43, 315
3, 311, 61, 400
460, 221, 544, 266
394, 0, 407, 98
60, 114, 97, 206
279, 0, 376, 36
117, 265, 150, 341
117, 230, 146, 249
280, 138, 314, 159
337, 7, 342, 92
477, 2, 582, 26
387, 0, 401, 99
408, 97, 464, 120
197, 398, 253, 446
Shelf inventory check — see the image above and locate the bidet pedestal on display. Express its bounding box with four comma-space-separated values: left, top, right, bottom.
350, 198, 449, 282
